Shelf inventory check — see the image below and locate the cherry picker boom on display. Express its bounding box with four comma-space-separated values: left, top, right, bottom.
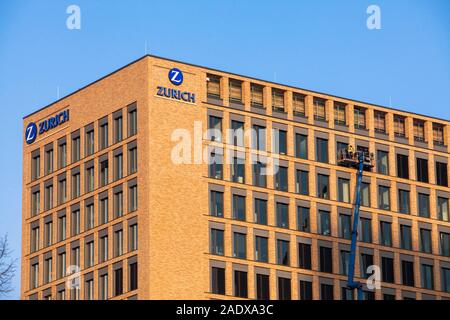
337, 149, 374, 300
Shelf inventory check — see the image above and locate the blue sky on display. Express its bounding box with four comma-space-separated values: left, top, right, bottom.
0, 0, 449, 299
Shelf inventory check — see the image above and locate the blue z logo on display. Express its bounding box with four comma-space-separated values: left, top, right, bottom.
168, 68, 183, 86
25, 122, 38, 145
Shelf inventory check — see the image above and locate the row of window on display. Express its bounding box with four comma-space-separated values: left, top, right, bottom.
30, 258, 138, 300
30, 104, 137, 182
210, 264, 450, 299
30, 183, 138, 254
206, 75, 446, 146
30, 144, 137, 217
30, 221, 138, 291
207, 114, 449, 187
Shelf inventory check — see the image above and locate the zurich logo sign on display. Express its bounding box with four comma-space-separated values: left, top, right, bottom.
168, 68, 183, 86
25, 122, 38, 145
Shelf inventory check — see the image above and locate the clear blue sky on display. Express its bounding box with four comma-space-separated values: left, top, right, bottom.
0, 0, 449, 299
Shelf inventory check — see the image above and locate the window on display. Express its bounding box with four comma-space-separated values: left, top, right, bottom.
378, 185, 390, 210
400, 225, 412, 250
320, 283, 334, 300
293, 93, 306, 116
114, 115, 123, 143
232, 195, 245, 221
210, 191, 223, 217
436, 162, 448, 187
299, 281, 313, 300
114, 229, 123, 257
208, 116, 222, 142
100, 159, 109, 187
210, 229, 224, 255
374, 111, 386, 133
394, 115, 406, 137
58, 178, 67, 205
442, 268, 450, 293
44, 183, 53, 210
313, 98, 326, 121
296, 170, 309, 195
297, 206, 310, 232
421, 264, 434, 290
58, 142, 67, 169
252, 125, 266, 151
334, 102, 346, 125
361, 182, 370, 207
234, 270, 248, 298
398, 189, 410, 214
208, 150, 223, 179
211, 267, 225, 295
71, 246, 80, 268
72, 172, 80, 199
85, 128, 95, 156
57, 252, 66, 279
316, 138, 328, 163
44, 221, 52, 247
207, 74, 221, 98
129, 262, 138, 291
273, 129, 287, 154
114, 190, 123, 218
253, 161, 267, 187
45, 146, 54, 174
128, 146, 137, 174
99, 197, 109, 225
231, 157, 245, 183
30, 226, 39, 253
250, 83, 264, 108
359, 218, 372, 243
413, 119, 425, 142
278, 277, 291, 300
418, 193, 430, 218
381, 256, 395, 283
341, 287, 353, 300
71, 210, 80, 236
440, 232, 450, 257
99, 235, 108, 263
256, 274, 270, 300
433, 123, 445, 145
129, 224, 138, 251
295, 133, 308, 159
377, 150, 389, 175
360, 253, 373, 278
416, 158, 429, 183
318, 210, 331, 236
339, 214, 351, 239
230, 120, 244, 147
277, 239, 290, 266
31, 189, 40, 216
337, 178, 350, 203
85, 166, 94, 193
128, 108, 137, 137
99, 122, 108, 150
340, 250, 350, 275
276, 202, 289, 228
229, 79, 242, 103
58, 215, 66, 241
438, 197, 449, 222
319, 246, 333, 273
30, 263, 39, 289
272, 89, 285, 112
317, 174, 329, 199
57, 289, 65, 300
85, 279, 94, 300
354, 107, 366, 129
255, 236, 268, 262
233, 232, 246, 259
379, 221, 392, 246
275, 166, 288, 191
298, 243, 311, 269
99, 274, 108, 300
31, 152, 40, 180
85, 241, 94, 268
402, 260, 415, 287
254, 198, 267, 225
85, 203, 94, 230
396, 154, 409, 179
114, 153, 123, 181
129, 184, 138, 212
114, 268, 123, 296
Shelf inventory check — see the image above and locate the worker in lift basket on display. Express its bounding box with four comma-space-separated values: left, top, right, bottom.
347, 145, 354, 159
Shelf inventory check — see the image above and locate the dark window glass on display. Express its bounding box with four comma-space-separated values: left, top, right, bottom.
278, 277, 291, 300
295, 134, 308, 159
397, 154, 409, 179
296, 170, 309, 195
256, 274, 270, 300
400, 225, 412, 250
255, 236, 268, 262
276, 202, 289, 228
340, 250, 350, 276
337, 178, 350, 203
440, 232, 450, 257
210, 191, 223, 217
319, 246, 333, 273
231, 157, 245, 183
316, 138, 328, 163
254, 198, 267, 225
377, 150, 389, 175
253, 162, 267, 187
420, 228, 432, 253
318, 210, 331, 236
231, 120, 244, 147
234, 270, 248, 298
274, 129, 287, 155
275, 166, 288, 191
363, 291, 375, 300
380, 221, 392, 246
339, 214, 351, 239
398, 189, 410, 214
298, 243, 312, 269
421, 264, 434, 290
383, 294, 396, 300
252, 125, 266, 151
437, 197, 449, 222
360, 253, 374, 279
402, 260, 415, 287
129, 262, 138, 291
299, 281, 313, 300
208, 151, 223, 179
210, 229, 224, 255
114, 268, 123, 296
416, 158, 429, 183
277, 240, 290, 266
232, 195, 246, 221
378, 186, 390, 210
442, 268, 450, 293
336, 142, 348, 164
208, 116, 222, 142
418, 193, 430, 218
211, 267, 225, 294
233, 232, 246, 259
317, 174, 329, 199
297, 206, 310, 232
436, 162, 448, 187
381, 256, 395, 283
341, 287, 354, 300
359, 218, 372, 243
320, 283, 334, 300
361, 182, 370, 207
